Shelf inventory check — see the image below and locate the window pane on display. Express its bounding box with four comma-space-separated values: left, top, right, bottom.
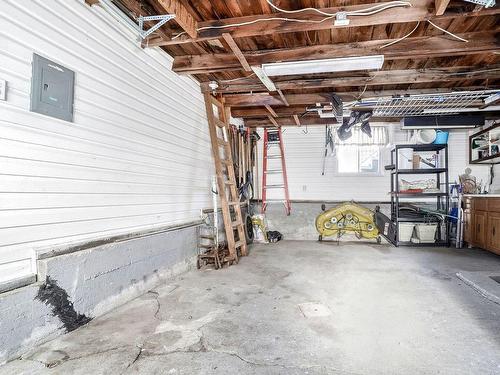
359, 146, 380, 173
338, 146, 359, 173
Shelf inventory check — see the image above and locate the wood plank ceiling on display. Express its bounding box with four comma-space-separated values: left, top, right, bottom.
114, 0, 500, 127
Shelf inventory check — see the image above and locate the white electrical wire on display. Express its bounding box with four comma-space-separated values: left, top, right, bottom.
264, 0, 412, 17
380, 21, 420, 49
169, 1, 412, 39
427, 20, 469, 42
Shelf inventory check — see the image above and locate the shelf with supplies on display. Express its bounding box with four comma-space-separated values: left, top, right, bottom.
470, 122, 500, 164
386, 144, 450, 247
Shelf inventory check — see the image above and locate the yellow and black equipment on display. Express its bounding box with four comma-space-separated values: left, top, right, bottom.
315, 202, 381, 243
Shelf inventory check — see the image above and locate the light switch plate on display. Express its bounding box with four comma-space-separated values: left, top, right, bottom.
0, 79, 6, 101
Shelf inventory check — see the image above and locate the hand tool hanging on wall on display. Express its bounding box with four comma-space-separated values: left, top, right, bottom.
322, 125, 335, 176
262, 128, 291, 216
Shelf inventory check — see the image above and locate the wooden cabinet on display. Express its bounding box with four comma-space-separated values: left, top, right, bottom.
473, 211, 487, 248
463, 209, 472, 244
487, 213, 500, 255
463, 196, 500, 256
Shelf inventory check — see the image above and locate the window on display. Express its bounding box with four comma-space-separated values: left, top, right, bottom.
334, 126, 388, 175
338, 145, 380, 174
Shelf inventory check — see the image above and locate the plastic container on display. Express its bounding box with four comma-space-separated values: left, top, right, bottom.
433, 130, 449, 145
414, 223, 438, 243
416, 129, 437, 144
398, 223, 415, 242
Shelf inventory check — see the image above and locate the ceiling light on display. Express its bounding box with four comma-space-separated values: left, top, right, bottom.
261, 55, 385, 77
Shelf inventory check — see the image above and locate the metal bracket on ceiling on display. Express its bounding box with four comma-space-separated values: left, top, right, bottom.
138, 14, 176, 39
463, 0, 495, 6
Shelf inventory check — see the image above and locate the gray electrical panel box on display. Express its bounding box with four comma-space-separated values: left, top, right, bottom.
30, 54, 75, 122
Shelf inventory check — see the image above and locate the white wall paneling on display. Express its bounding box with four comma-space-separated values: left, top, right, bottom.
0, 0, 213, 283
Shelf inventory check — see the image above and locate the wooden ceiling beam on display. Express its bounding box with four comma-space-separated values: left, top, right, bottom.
265, 104, 278, 118
172, 30, 499, 75
293, 115, 301, 127
435, 0, 451, 15
222, 33, 252, 72
267, 115, 280, 128
224, 87, 496, 107
206, 66, 500, 94
244, 117, 399, 128
155, 0, 198, 38
149, 0, 500, 46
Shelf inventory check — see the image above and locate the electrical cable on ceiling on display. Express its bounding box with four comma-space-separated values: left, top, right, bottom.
379, 21, 420, 49
265, 0, 411, 17
427, 20, 469, 42
170, 1, 412, 40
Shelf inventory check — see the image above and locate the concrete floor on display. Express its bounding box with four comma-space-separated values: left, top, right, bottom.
2, 241, 500, 375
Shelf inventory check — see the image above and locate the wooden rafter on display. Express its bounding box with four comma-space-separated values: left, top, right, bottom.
277, 89, 290, 107
245, 117, 398, 127
267, 115, 280, 128
147, 0, 500, 46
155, 0, 197, 38
222, 33, 252, 72
435, 0, 451, 15
293, 115, 301, 127
224, 87, 497, 107
173, 30, 499, 75
265, 105, 278, 118
205, 66, 500, 94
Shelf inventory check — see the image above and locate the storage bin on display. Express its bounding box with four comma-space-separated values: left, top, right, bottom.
398, 223, 415, 242
414, 223, 438, 243
433, 130, 449, 145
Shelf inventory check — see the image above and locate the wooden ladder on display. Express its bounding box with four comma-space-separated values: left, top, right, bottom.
203, 93, 248, 263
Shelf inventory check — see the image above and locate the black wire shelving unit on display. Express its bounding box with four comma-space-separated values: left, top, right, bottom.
389, 144, 450, 247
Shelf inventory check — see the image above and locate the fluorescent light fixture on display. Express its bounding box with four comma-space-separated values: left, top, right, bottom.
261, 55, 385, 77
251, 66, 277, 92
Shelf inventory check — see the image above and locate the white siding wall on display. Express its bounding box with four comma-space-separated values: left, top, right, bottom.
0, 0, 213, 282
256, 125, 490, 202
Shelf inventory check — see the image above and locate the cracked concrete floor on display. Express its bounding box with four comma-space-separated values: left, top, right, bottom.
2, 240, 500, 375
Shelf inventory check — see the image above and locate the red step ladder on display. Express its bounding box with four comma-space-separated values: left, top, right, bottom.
261, 128, 291, 216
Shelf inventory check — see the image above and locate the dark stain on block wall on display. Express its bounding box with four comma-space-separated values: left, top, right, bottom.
36, 276, 92, 332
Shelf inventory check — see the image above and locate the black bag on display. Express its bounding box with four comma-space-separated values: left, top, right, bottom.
267, 230, 282, 243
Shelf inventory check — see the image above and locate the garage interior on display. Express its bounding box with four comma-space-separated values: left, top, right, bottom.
0, 0, 500, 374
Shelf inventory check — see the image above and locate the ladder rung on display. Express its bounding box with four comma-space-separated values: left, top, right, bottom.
264, 184, 285, 189
215, 118, 226, 128
264, 199, 288, 203
199, 244, 214, 249
234, 240, 244, 248
264, 170, 282, 174
228, 201, 240, 206
224, 181, 235, 185
267, 141, 280, 145
217, 138, 228, 146
200, 235, 215, 240
231, 220, 242, 228
265, 155, 282, 159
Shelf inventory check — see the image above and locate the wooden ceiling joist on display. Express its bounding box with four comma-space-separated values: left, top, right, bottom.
147, 0, 500, 46
224, 87, 497, 107
155, 0, 198, 38
206, 66, 500, 94
435, 0, 451, 15
222, 33, 252, 72
265, 105, 278, 118
173, 30, 499, 75
244, 117, 398, 128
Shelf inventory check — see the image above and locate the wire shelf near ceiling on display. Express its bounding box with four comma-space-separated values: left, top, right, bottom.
351, 90, 498, 117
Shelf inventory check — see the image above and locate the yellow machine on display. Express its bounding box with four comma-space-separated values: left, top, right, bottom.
315, 202, 381, 243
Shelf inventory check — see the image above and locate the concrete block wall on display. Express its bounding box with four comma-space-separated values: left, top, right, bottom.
0, 225, 198, 364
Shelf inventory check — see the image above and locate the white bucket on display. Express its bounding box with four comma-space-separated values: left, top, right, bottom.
414, 223, 438, 243
415, 129, 437, 144
398, 223, 415, 242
